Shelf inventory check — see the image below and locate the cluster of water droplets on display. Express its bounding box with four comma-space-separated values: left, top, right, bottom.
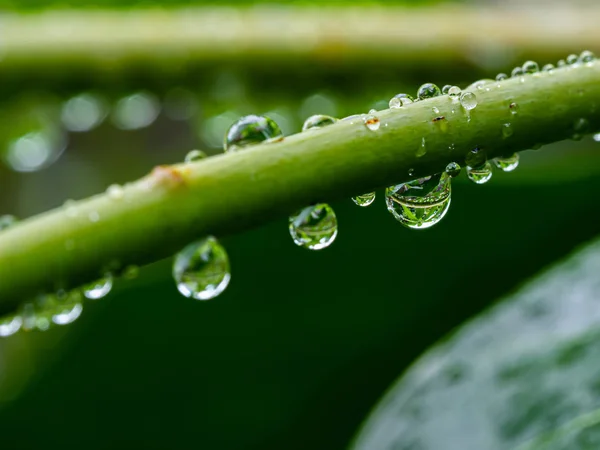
0, 215, 117, 337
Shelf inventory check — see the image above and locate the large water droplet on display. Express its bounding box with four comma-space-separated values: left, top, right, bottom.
466, 161, 493, 184
502, 123, 514, 138
0, 314, 22, 337
224, 115, 283, 152
522, 60, 539, 74
0, 215, 18, 231
460, 92, 477, 111
184, 149, 207, 163
388, 93, 414, 109
580, 50, 596, 64
352, 192, 376, 207
51, 291, 84, 325
417, 83, 441, 100
173, 237, 231, 300
385, 173, 451, 230
83, 274, 113, 300
289, 204, 337, 250
494, 153, 519, 172
302, 114, 337, 131
448, 86, 461, 101
445, 162, 461, 178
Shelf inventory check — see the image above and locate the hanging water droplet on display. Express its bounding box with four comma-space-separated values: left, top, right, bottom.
522, 60, 539, 74
448, 86, 461, 101
494, 153, 519, 172
83, 274, 113, 300
509, 102, 519, 115
466, 161, 493, 184
352, 192, 376, 207
511, 67, 524, 78
566, 54, 579, 65
184, 149, 207, 163
388, 93, 414, 109
495, 73, 508, 81
289, 204, 337, 250
445, 162, 461, 178
224, 115, 283, 152
385, 173, 451, 230
106, 184, 124, 200
572, 118, 590, 140
0, 314, 22, 337
460, 92, 477, 111
173, 236, 231, 300
502, 123, 513, 138
542, 63, 555, 73
0, 214, 18, 231
364, 115, 380, 131
557, 59, 567, 67
51, 291, 84, 325
417, 83, 441, 100
580, 50, 596, 64
416, 137, 427, 157
302, 114, 337, 131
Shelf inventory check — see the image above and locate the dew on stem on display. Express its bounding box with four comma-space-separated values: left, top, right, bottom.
224, 115, 283, 152
494, 153, 520, 172
184, 149, 207, 162
417, 83, 441, 100
388, 93, 414, 108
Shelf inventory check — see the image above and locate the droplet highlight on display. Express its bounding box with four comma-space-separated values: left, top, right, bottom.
83, 274, 113, 300
445, 162, 461, 178
460, 92, 477, 111
494, 154, 520, 172
466, 161, 493, 184
389, 93, 414, 108
302, 114, 337, 131
352, 192, 376, 207
0, 314, 22, 337
364, 115, 380, 131
385, 173, 451, 230
173, 237, 231, 300
289, 204, 337, 250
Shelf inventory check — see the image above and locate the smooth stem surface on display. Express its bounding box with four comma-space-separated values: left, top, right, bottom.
1, 63, 600, 313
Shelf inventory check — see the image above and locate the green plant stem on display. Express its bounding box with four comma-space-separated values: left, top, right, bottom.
1, 63, 600, 313
2, 6, 600, 72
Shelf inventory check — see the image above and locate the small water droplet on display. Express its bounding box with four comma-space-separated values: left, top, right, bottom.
224, 115, 283, 152
566, 54, 579, 65
0, 215, 18, 231
542, 63, 555, 73
173, 236, 231, 300
466, 161, 493, 184
509, 102, 519, 115
460, 92, 477, 111
557, 59, 567, 67
289, 204, 337, 250
445, 162, 461, 178
51, 291, 84, 325
593, 133, 600, 142
448, 86, 461, 101
106, 184, 124, 200
0, 314, 22, 337
442, 85, 452, 95
88, 211, 100, 223
522, 60, 539, 74
364, 115, 380, 131
495, 73, 508, 81
580, 50, 596, 64
408, 168, 415, 177
572, 118, 590, 140
432, 106, 440, 114
388, 93, 414, 109
417, 83, 441, 100
184, 149, 207, 163
494, 153, 519, 172
385, 173, 451, 230
502, 123, 513, 139
416, 137, 427, 157
511, 67, 524, 78
352, 192, 376, 207
302, 114, 337, 131
83, 274, 113, 300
